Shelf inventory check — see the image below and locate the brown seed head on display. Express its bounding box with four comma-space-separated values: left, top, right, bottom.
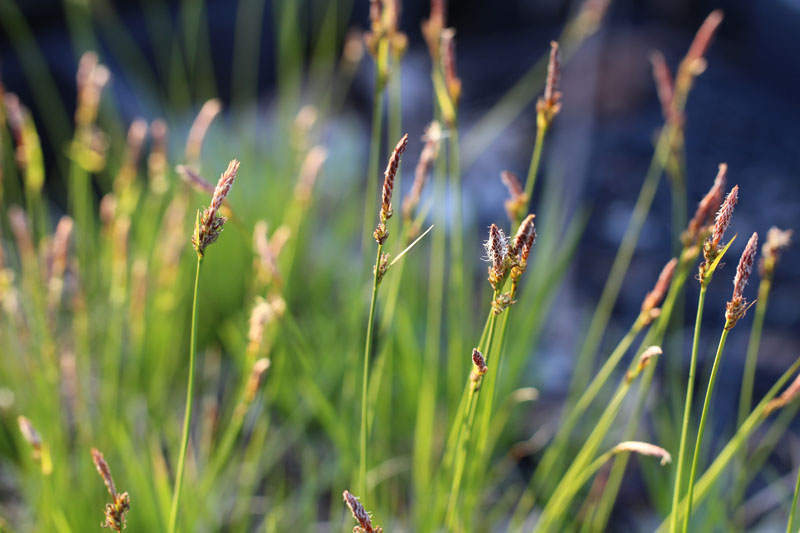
470, 348, 488, 382
343, 490, 380, 533
375, 134, 409, 244
765, 371, 800, 416
536, 41, 562, 125
512, 214, 537, 265
711, 184, 738, 249
725, 232, 758, 327
760, 226, 792, 278
185, 98, 222, 162
403, 122, 441, 220
681, 10, 724, 75
613, 441, 672, 466
626, 346, 661, 383
650, 51, 675, 123
686, 163, 726, 245
501, 170, 527, 223
484, 224, 508, 289
92, 448, 117, 498
641, 258, 678, 320
441, 29, 461, 108
192, 160, 239, 257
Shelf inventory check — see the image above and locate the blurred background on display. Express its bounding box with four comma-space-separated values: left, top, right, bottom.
1, 0, 799, 530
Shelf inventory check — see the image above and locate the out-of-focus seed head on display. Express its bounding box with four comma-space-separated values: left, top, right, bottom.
441, 28, 462, 110
640, 258, 678, 323
613, 441, 672, 466
536, 41, 562, 127
685, 163, 726, 246
680, 10, 724, 76
650, 51, 676, 123
725, 232, 758, 328
760, 227, 792, 278
764, 371, 800, 416
626, 346, 661, 383
501, 171, 527, 224
185, 98, 221, 163
402, 122, 442, 223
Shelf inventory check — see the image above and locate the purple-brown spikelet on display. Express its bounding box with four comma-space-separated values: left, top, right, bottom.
192, 160, 239, 257
185, 98, 221, 162
485, 224, 508, 289
711, 185, 738, 249
403, 122, 441, 220
613, 441, 672, 466
441, 29, 461, 107
641, 257, 678, 320
725, 232, 758, 327
650, 51, 675, 122
681, 10, 724, 74
512, 214, 537, 265
470, 348, 488, 382
91, 448, 130, 531
501, 170, 527, 223
343, 490, 382, 533
760, 227, 792, 278
374, 134, 409, 244
536, 41, 562, 125
17, 416, 42, 451
421, 0, 447, 61
764, 372, 800, 416
686, 163, 727, 245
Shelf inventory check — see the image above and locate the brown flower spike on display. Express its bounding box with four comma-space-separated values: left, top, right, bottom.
192, 159, 239, 257
343, 490, 382, 533
725, 232, 758, 328
760, 227, 792, 279
470, 348, 488, 383
685, 163, 727, 246
91, 448, 130, 531
640, 257, 678, 324
501, 170, 527, 224
402, 122, 441, 221
536, 41, 562, 127
374, 134, 409, 244
485, 224, 508, 289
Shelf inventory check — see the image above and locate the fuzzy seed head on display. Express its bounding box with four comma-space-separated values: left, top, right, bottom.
192, 160, 239, 257
726, 232, 758, 327
484, 224, 508, 288
91, 448, 130, 531
441, 29, 461, 108
186, 98, 222, 162
244, 358, 271, 403
711, 184, 738, 249
343, 490, 380, 533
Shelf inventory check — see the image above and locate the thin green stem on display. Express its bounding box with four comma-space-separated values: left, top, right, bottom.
681, 324, 731, 533
361, 57, 387, 257
670, 284, 707, 533
359, 243, 383, 497
737, 279, 771, 428
788, 463, 800, 533
167, 255, 203, 533
521, 124, 547, 222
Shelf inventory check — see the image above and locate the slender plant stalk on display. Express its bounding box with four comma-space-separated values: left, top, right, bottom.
737, 277, 771, 428
361, 53, 388, 256
359, 243, 383, 497
521, 124, 547, 221
167, 255, 203, 533
670, 284, 707, 533
788, 464, 800, 533
681, 323, 732, 533
658, 356, 800, 532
